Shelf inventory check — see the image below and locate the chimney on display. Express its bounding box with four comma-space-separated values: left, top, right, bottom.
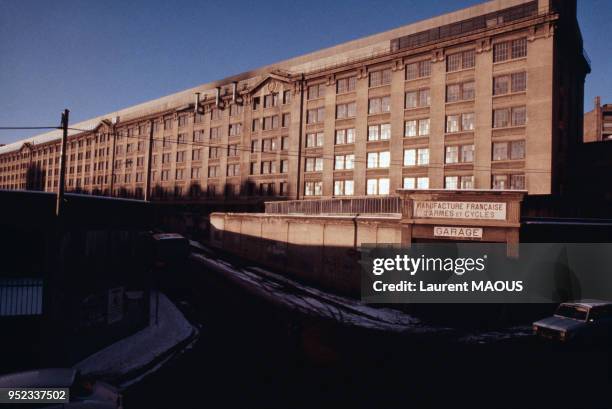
232, 82, 237, 103
215, 87, 221, 107
194, 92, 201, 114
595, 96, 601, 110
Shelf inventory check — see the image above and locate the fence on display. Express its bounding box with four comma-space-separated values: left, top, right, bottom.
264, 196, 403, 215
0, 278, 43, 316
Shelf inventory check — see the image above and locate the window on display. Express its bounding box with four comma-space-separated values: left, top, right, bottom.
334, 180, 354, 196
192, 149, 202, 161
280, 159, 288, 173
460, 175, 474, 189
176, 151, 186, 163
175, 168, 184, 180
227, 144, 238, 157
336, 102, 357, 119
367, 151, 390, 168
494, 38, 527, 62
446, 81, 475, 102
336, 76, 357, 93
263, 115, 279, 130
445, 175, 474, 189
445, 144, 474, 163
403, 148, 429, 166
367, 123, 391, 141
446, 113, 474, 133
334, 154, 355, 170
283, 90, 292, 104
405, 60, 431, 80
405, 89, 430, 108
369, 68, 392, 87
162, 153, 171, 164
263, 93, 278, 108
493, 106, 526, 128
305, 157, 324, 172
404, 119, 430, 137
178, 116, 188, 127
307, 84, 326, 100
368, 97, 390, 115
305, 132, 324, 148
191, 167, 201, 179
210, 127, 221, 139
366, 178, 390, 195
209, 147, 221, 159
253, 97, 261, 110
262, 138, 278, 152
281, 136, 289, 150
304, 181, 323, 196
252, 118, 260, 132
261, 161, 276, 174
164, 118, 173, 130
161, 170, 169, 181
226, 163, 240, 176
282, 113, 290, 127
229, 123, 242, 136
208, 165, 220, 177
492, 140, 525, 160
335, 128, 355, 145
492, 174, 525, 190
251, 140, 259, 153
446, 49, 475, 72
230, 103, 243, 117
211, 108, 222, 121
307, 107, 325, 124
193, 130, 205, 142
494, 72, 526, 95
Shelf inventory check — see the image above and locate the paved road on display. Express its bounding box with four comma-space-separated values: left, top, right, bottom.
124, 259, 612, 409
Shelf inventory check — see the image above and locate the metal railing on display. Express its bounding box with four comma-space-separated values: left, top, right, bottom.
265, 196, 403, 215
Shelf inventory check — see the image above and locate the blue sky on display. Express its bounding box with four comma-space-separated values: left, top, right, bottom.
0, 0, 609, 144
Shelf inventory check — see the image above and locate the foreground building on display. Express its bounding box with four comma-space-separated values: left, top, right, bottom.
0, 0, 589, 201
584, 96, 612, 142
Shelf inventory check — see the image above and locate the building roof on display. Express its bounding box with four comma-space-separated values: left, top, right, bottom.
0, 0, 536, 156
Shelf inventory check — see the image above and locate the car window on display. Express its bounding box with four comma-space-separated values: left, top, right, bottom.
556, 305, 588, 321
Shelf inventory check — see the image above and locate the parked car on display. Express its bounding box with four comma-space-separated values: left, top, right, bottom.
533, 300, 612, 343
0, 368, 122, 408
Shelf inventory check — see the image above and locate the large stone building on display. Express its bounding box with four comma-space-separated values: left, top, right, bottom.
0, 0, 589, 201
584, 96, 612, 142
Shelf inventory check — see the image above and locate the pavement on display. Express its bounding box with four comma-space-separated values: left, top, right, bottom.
74, 291, 198, 388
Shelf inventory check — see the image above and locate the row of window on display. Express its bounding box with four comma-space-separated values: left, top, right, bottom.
305, 173, 525, 196
304, 39, 526, 99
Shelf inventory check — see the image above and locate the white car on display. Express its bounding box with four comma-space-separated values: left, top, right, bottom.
533, 300, 612, 343
0, 368, 122, 409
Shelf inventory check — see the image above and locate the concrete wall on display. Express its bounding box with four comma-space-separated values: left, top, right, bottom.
209, 212, 401, 295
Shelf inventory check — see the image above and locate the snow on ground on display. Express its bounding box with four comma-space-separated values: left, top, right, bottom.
74, 291, 196, 384
190, 250, 447, 334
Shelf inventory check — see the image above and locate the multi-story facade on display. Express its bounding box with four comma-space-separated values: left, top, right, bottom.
0, 0, 589, 200
584, 96, 612, 142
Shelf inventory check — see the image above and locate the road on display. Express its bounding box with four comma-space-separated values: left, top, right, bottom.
124, 257, 612, 409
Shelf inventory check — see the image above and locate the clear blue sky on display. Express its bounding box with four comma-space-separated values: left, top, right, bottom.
0, 0, 609, 144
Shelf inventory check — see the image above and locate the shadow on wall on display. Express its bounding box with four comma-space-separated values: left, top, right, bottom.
25, 163, 46, 191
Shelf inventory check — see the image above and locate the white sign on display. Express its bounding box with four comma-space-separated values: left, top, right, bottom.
434, 226, 483, 239
414, 201, 506, 220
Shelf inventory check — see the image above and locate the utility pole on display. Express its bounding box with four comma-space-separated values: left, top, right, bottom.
144, 119, 154, 201
55, 109, 69, 217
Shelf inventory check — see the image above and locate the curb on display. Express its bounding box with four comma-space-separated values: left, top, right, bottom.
113, 325, 199, 388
